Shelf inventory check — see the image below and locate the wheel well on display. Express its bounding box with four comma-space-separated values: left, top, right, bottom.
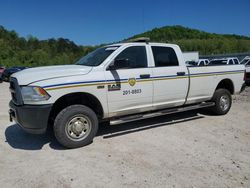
216, 79, 234, 94
48, 92, 104, 126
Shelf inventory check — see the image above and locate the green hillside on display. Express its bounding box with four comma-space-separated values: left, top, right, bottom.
1, 25, 250, 67
0, 25, 96, 67
128, 25, 250, 55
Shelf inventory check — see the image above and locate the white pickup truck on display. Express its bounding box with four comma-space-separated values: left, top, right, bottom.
9, 40, 246, 148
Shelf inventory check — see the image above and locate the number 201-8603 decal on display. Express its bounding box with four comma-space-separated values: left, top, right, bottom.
123, 89, 142, 95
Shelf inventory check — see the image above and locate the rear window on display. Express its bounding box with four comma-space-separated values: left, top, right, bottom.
151, 46, 179, 67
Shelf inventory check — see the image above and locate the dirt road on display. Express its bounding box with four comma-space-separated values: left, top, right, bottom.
0, 82, 249, 188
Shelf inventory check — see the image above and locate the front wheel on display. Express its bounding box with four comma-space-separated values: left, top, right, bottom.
54, 105, 98, 148
210, 89, 232, 115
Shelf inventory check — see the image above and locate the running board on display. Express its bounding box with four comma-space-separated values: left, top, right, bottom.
110, 102, 215, 125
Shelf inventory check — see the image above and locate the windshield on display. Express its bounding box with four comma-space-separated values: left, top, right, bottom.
209, 60, 227, 65
76, 46, 120, 66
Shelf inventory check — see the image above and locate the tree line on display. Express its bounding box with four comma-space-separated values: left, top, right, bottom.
129, 25, 250, 55
1, 25, 250, 67
0, 25, 96, 67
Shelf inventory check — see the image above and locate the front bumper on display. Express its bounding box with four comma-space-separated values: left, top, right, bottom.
9, 101, 52, 134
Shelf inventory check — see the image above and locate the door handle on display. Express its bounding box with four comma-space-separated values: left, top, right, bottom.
176, 72, 186, 76
140, 74, 150, 79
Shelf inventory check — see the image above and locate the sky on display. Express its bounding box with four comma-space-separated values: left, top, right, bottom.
0, 0, 249, 45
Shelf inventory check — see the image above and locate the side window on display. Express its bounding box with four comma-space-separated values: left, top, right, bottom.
151, 46, 179, 67
229, 59, 234, 65
115, 46, 147, 68
200, 61, 205, 66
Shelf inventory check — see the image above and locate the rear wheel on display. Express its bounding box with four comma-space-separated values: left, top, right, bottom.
54, 105, 98, 148
210, 89, 232, 115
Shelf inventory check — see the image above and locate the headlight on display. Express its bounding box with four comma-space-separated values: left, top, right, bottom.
21, 86, 50, 102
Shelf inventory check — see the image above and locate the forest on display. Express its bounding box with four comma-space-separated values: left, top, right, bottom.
129, 25, 250, 55
0, 25, 96, 67
1, 25, 250, 67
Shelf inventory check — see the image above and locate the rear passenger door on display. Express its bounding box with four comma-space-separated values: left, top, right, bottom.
150, 46, 189, 109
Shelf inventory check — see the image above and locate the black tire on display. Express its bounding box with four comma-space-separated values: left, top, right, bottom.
210, 89, 232, 115
54, 105, 98, 148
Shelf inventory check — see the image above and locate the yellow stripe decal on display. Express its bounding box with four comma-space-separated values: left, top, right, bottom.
45, 71, 243, 91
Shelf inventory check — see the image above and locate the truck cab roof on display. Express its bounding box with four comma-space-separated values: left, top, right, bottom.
108, 42, 180, 48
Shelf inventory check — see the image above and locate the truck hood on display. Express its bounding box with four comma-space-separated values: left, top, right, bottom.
12, 65, 92, 85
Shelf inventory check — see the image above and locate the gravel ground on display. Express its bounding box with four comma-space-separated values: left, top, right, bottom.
0, 82, 249, 188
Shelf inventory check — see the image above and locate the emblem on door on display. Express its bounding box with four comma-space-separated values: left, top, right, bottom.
128, 78, 136, 86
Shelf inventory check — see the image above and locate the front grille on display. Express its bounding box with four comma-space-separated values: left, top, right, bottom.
9, 78, 23, 105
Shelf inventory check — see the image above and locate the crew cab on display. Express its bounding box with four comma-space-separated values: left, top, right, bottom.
9, 40, 246, 148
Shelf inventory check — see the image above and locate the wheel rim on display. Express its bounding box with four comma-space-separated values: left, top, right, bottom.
219, 95, 230, 111
65, 115, 92, 141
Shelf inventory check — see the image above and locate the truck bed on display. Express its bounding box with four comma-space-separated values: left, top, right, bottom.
186, 65, 245, 104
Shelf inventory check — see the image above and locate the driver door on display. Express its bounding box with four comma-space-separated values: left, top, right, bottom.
104, 45, 153, 117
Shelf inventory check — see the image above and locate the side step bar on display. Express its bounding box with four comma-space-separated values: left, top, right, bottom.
110, 102, 215, 125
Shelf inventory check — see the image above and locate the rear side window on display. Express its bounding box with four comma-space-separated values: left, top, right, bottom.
115, 46, 148, 68
151, 46, 179, 67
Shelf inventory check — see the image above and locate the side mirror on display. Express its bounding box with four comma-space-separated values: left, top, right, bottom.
108, 59, 129, 70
